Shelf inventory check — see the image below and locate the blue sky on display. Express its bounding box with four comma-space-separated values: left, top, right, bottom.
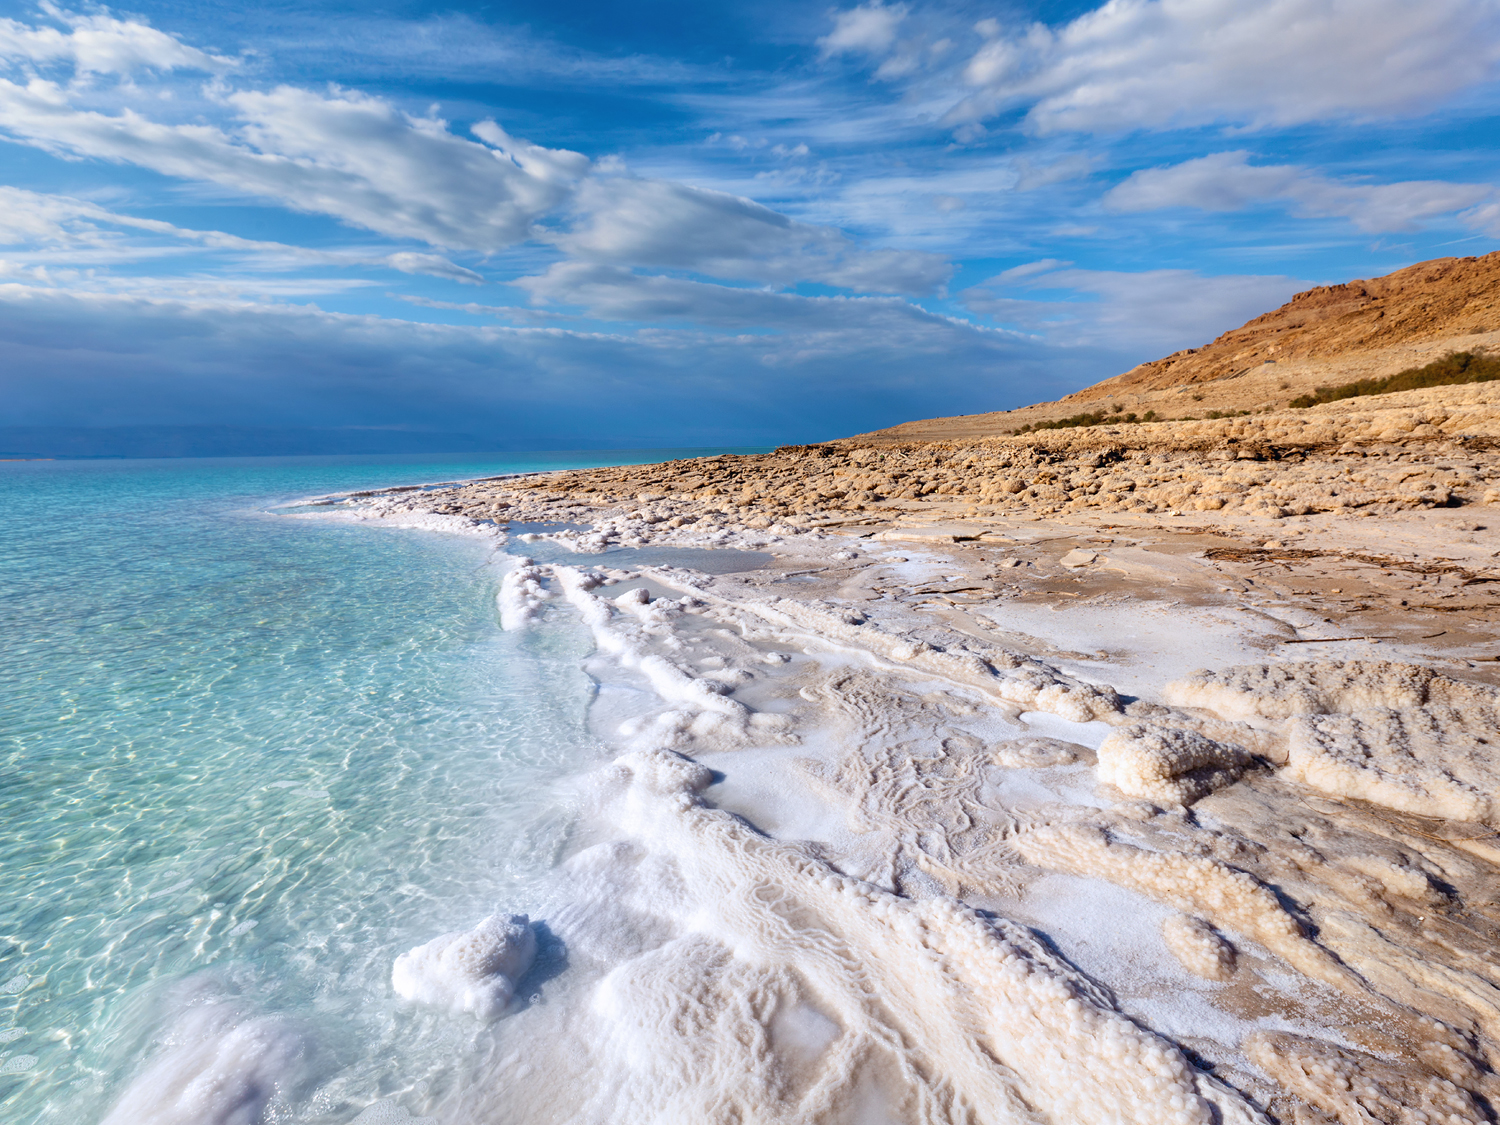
1, 0, 1498, 447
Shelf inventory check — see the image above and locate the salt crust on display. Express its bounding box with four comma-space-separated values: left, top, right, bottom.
643, 569, 1124, 724
479, 568, 1269, 1122
1287, 706, 1500, 824
99, 999, 307, 1125
497, 557, 551, 631
1245, 1031, 1484, 1125
391, 913, 537, 1020
1096, 725, 1250, 805
574, 748, 1267, 1125
991, 736, 1089, 768
1012, 824, 1360, 995
1163, 661, 1499, 722
1164, 662, 1500, 823
1160, 915, 1236, 982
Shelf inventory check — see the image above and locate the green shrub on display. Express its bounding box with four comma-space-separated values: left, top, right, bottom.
1290, 351, 1500, 409
1013, 410, 1155, 434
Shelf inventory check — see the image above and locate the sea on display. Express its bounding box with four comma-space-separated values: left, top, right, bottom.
0, 449, 761, 1124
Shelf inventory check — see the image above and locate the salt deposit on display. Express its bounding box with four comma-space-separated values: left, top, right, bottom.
284, 451, 1500, 1123
1165, 662, 1500, 821
497, 558, 551, 630
391, 913, 537, 1019
98, 999, 307, 1125
1095, 724, 1250, 804
1160, 915, 1237, 982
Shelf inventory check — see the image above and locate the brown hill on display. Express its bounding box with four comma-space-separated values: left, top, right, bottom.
855, 251, 1500, 444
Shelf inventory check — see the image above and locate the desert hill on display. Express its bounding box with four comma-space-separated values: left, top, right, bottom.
856, 250, 1500, 443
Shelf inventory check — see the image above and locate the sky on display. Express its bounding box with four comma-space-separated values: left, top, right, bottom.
1, 0, 1498, 449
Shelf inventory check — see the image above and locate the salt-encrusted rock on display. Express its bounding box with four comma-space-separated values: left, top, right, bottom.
1165, 662, 1500, 822
392, 913, 537, 1019
1163, 661, 1498, 721
1287, 705, 1500, 824
1096, 725, 1250, 804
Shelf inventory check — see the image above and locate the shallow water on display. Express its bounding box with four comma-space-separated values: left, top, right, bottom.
0, 449, 757, 1124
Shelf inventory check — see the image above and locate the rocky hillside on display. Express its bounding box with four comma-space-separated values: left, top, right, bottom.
858, 251, 1500, 443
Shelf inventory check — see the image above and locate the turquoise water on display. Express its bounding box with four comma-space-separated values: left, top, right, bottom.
0, 449, 755, 1124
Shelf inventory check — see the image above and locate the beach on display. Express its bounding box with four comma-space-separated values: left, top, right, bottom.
297, 377, 1500, 1123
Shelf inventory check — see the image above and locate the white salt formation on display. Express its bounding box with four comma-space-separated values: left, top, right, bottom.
1095, 724, 1249, 804
991, 736, 1088, 768
1160, 914, 1236, 981
391, 913, 536, 1020
1245, 1031, 1486, 1125
1164, 661, 1499, 722
554, 748, 1266, 1125
497, 558, 551, 631
99, 1000, 307, 1125
1165, 661, 1500, 822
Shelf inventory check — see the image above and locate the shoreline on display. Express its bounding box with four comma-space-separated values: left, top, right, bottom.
312, 387, 1500, 1123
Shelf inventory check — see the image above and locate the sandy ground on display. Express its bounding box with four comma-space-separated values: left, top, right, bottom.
309, 395, 1500, 1125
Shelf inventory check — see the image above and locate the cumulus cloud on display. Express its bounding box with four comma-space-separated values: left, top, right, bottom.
553, 176, 950, 294
0, 3, 235, 77
0, 78, 589, 251
0, 282, 1107, 443
949, 0, 1500, 134
1105, 152, 1495, 233
962, 261, 1309, 353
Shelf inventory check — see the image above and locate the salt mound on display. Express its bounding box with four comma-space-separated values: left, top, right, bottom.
1160, 915, 1235, 982
1288, 705, 1500, 823
1163, 661, 1497, 721
1245, 1031, 1484, 1125
992, 736, 1089, 768
498, 559, 550, 631
391, 913, 536, 1020
1095, 725, 1249, 804
1163, 662, 1500, 822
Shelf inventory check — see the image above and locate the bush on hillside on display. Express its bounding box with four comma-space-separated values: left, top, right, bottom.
1290, 351, 1500, 409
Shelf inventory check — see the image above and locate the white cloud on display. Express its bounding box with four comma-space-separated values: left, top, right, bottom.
0, 281, 1105, 443
0, 3, 235, 77
385, 252, 484, 284
0, 186, 497, 298
1012, 153, 1096, 191
1105, 151, 1495, 232
513, 260, 956, 329
962, 261, 1309, 353
950, 0, 1500, 134
818, 2, 908, 59
0, 78, 588, 251
552, 175, 950, 294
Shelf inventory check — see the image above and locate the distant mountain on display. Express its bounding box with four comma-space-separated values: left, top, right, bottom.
1068, 250, 1500, 402
0, 426, 501, 459
849, 250, 1500, 443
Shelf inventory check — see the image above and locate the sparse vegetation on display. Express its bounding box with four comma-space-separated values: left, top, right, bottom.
1012, 410, 1156, 434
1290, 351, 1500, 409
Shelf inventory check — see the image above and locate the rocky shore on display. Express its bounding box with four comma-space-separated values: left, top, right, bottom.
329, 255, 1500, 1125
